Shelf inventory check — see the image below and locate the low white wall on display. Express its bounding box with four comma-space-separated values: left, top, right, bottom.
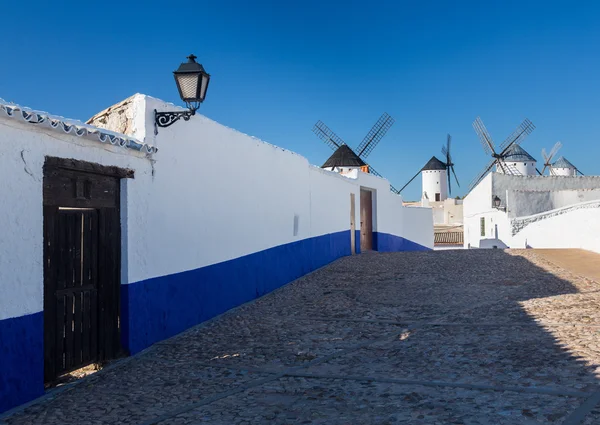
511, 204, 600, 253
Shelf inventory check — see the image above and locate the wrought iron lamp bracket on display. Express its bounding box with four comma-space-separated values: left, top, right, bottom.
154, 109, 197, 135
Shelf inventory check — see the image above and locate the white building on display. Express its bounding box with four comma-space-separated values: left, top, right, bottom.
551, 156, 578, 176
417, 156, 463, 228
0, 93, 433, 413
496, 145, 538, 176
463, 172, 600, 252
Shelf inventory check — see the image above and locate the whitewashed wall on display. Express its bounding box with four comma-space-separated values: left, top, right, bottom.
507, 189, 600, 217
0, 93, 434, 413
511, 204, 600, 253
0, 118, 151, 322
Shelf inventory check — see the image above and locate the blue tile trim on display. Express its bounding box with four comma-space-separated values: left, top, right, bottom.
373, 231, 431, 252
121, 230, 352, 354
0, 312, 44, 413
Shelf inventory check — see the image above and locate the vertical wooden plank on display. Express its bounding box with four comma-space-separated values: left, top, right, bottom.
73, 213, 83, 365
89, 210, 99, 363
350, 194, 356, 255
43, 206, 57, 382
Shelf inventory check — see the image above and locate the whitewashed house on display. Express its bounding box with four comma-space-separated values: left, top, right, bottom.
0, 93, 433, 413
463, 172, 600, 252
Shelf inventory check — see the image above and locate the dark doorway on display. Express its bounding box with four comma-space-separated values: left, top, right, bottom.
360, 189, 373, 251
43, 157, 131, 383
435, 193, 441, 201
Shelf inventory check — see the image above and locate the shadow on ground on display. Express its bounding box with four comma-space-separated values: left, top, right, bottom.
3, 249, 600, 424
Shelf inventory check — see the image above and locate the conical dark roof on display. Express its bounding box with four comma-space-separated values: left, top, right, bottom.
503, 144, 536, 162
422, 156, 447, 171
552, 156, 576, 169
321, 145, 366, 168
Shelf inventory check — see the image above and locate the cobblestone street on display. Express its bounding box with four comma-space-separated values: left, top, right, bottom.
4, 249, 600, 424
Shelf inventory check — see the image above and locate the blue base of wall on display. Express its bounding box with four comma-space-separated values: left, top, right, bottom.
373, 232, 431, 252
121, 230, 353, 354
0, 312, 44, 413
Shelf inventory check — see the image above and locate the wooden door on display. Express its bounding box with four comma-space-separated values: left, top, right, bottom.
360, 189, 373, 251
350, 193, 356, 255
43, 158, 127, 382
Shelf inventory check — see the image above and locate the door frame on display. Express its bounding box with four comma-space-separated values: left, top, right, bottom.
42, 156, 133, 383
359, 188, 374, 252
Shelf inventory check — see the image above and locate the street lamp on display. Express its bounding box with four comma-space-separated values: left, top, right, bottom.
493, 195, 501, 209
154, 54, 211, 133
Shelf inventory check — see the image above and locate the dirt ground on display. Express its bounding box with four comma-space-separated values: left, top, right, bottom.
4, 249, 600, 424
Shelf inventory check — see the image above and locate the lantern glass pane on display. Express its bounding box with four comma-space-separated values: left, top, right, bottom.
199, 74, 209, 100
177, 74, 199, 100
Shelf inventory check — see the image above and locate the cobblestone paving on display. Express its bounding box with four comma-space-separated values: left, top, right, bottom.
4, 249, 600, 424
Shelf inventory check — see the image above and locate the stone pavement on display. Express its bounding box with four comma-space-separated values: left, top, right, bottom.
4, 249, 600, 424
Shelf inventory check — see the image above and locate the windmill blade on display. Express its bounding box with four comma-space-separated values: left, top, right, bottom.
446, 134, 452, 161
542, 147, 549, 164
541, 165, 548, 174
451, 165, 460, 187
468, 158, 497, 192
447, 167, 452, 195
548, 141, 562, 161
355, 113, 395, 159
399, 169, 422, 193
473, 117, 496, 155
312, 120, 346, 151
499, 118, 535, 152
575, 167, 585, 176
367, 165, 400, 194
536, 167, 543, 175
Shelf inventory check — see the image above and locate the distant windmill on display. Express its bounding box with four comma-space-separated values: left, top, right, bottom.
468, 117, 536, 191
540, 141, 562, 175
312, 113, 399, 193
399, 134, 460, 199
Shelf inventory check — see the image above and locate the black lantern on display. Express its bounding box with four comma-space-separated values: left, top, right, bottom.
154, 54, 211, 133
493, 195, 501, 208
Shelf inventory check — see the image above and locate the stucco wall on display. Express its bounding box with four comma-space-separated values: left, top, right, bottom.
507, 189, 600, 218
511, 203, 600, 253
0, 93, 433, 413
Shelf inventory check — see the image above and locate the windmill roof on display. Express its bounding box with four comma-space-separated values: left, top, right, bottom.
422, 156, 447, 171
552, 156, 576, 169
503, 144, 536, 162
321, 145, 366, 168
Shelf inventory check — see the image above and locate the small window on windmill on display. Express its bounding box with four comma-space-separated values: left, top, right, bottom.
480, 217, 485, 237
293, 214, 299, 236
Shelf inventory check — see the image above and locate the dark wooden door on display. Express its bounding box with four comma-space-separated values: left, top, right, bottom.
360, 189, 373, 251
43, 158, 125, 382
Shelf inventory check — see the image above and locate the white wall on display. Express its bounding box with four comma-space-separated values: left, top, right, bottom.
511, 203, 600, 253
508, 189, 600, 217
0, 93, 434, 323
0, 114, 151, 322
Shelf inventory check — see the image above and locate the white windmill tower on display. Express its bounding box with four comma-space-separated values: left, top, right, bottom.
551, 157, 582, 176
399, 134, 460, 202
468, 117, 536, 191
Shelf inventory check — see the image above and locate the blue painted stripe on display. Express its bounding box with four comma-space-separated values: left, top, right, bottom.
0, 312, 44, 413
374, 231, 431, 252
354, 230, 361, 254
121, 230, 353, 354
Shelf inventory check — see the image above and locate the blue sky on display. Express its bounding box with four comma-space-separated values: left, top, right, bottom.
2, 0, 599, 200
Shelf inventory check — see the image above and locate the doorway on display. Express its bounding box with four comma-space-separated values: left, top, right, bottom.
43, 157, 130, 383
360, 189, 373, 251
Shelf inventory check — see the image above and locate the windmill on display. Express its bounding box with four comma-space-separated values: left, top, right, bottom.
312, 113, 399, 193
540, 142, 562, 175
468, 117, 536, 192
399, 134, 459, 199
